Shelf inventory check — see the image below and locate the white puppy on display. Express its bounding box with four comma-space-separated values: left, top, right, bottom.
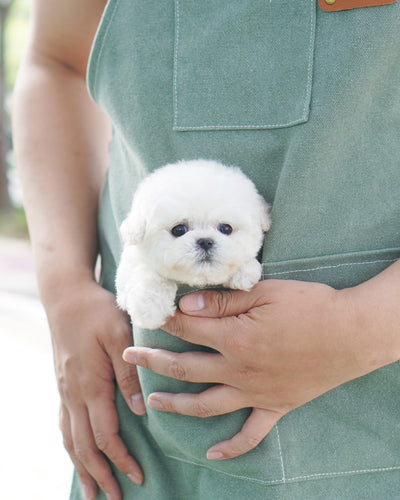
116, 160, 271, 329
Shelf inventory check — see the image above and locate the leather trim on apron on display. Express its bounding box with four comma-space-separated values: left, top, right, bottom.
319, 0, 397, 12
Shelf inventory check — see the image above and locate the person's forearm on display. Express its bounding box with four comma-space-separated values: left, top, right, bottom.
12, 52, 111, 305
342, 259, 400, 371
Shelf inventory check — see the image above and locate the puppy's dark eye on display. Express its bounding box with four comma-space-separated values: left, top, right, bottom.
218, 223, 233, 235
171, 224, 188, 237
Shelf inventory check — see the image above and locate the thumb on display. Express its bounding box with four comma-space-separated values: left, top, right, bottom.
179, 285, 263, 319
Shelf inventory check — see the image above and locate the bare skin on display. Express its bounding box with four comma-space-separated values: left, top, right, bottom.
13, 1, 145, 499
12, 0, 400, 497
124, 263, 400, 460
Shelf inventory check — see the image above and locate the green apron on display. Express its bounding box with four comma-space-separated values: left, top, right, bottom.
71, 1, 400, 498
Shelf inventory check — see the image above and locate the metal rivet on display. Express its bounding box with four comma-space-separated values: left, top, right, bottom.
325, 0, 336, 4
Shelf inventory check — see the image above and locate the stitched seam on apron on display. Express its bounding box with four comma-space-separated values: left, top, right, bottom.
165, 454, 400, 485
286, 466, 400, 482
262, 258, 397, 278
173, 121, 309, 131
175, 258, 398, 299
173, 0, 316, 130
92, 0, 122, 102
274, 423, 286, 482
173, 0, 180, 128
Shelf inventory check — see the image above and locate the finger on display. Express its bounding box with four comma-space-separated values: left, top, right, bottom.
162, 287, 266, 349
60, 405, 98, 500
69, 404, 124, 500
123, 347, 229, 384
87, 396, 144, 487
178, 285, 266, 318
206, 408, 280, 460
147, 385, 249, 418
107, 319, 147, 416
114, 355, 146, 415
161, 309, 237, 350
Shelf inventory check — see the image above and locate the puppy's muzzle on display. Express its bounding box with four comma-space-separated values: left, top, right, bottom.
196, 238, 215, 262
197, 238, 214, 251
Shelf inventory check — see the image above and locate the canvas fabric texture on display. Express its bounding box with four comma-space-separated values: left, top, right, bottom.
70, 0, 400, 498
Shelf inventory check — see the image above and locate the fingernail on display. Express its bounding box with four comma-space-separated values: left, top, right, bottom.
123, 348, 137, 364
207, 450, 224, 460
128, 472, 143, 486
81, 484, 96, 500
148, 394, 164, 410
180, 293, 205, 312
130, 393, 146, 415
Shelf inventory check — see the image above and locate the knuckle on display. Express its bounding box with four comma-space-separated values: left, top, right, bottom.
237, 365, 259, 383
171, 319, 185, 339
118, 365, 140, 389
245, 433, 263, 448
56, 373, 71, 402
111, 320, 132, 344
192, 398, 214, 418
80, 378, 109, 402
79, 373, 114, 401
168, 316, 187, 340
214, 290, 234, 317
74, 445, 94, 465
169, 360, 187, 381
93, 431, 112, 453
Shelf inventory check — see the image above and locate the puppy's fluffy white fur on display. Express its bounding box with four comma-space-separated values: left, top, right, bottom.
116, 160, 271, 329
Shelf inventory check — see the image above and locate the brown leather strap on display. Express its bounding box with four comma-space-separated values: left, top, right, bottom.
319, 0, 398, 12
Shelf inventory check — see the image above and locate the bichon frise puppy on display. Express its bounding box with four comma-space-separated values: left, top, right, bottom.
116, 159, 271, 329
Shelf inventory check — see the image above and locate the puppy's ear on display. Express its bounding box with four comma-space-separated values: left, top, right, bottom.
119, 214, 146, 245
259, 197, 272, 232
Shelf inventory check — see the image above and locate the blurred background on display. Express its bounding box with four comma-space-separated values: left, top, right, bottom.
0, 1, 73, 497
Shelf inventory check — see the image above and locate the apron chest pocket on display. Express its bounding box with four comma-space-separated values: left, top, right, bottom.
173, 0, 316, 131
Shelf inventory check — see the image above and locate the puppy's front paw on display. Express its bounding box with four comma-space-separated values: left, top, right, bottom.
225, 259, 262, 291
123, 281, 178, 330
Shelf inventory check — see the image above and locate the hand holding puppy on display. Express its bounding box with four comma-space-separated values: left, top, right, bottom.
123, 266, 400, 460
124, 281, 349, 460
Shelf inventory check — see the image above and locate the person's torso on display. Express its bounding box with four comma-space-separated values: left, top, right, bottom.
88, 0, 400, 491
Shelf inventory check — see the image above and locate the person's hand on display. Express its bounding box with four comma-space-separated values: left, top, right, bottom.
46, 278, 144, 500
123, 279, 385, 461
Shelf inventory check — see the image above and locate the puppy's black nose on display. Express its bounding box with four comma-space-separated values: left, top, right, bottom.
197, 238, 214, 251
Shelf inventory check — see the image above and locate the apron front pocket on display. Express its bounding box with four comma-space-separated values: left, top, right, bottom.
173, 0, 316, 131
133, 289, 286, 484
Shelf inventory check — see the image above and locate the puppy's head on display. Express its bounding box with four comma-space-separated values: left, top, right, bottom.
120, 160, 271, 286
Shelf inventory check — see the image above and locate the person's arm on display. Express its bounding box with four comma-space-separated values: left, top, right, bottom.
14, 4, 107, 291
124, 259, 400, 459
13, 1, 144, 498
